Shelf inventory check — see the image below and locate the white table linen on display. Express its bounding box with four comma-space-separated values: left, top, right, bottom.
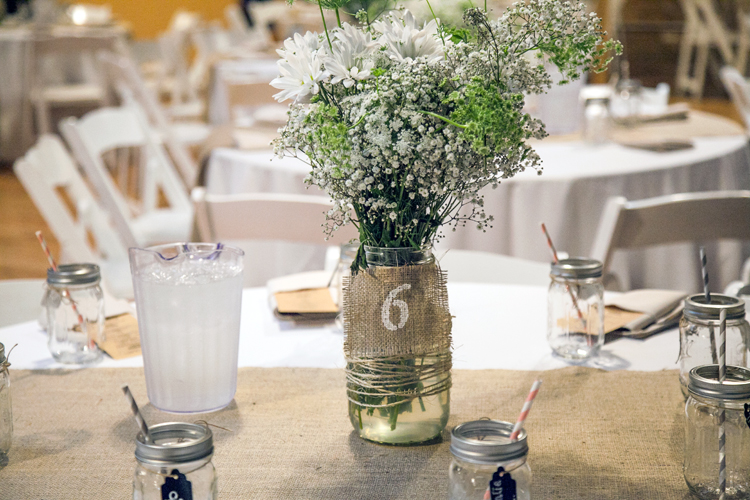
2, 283, 680, 372
206, 133, 750, 292
0, 23, 128, 161
208, 57, 280, 126
440, 135, 750, 292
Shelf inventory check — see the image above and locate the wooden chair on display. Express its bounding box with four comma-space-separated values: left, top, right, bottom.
191, 187, 358, 286
30, 30, 122, 134
591, 191, 750, 289
13, 135, 133, 298
60, 106, 194, 249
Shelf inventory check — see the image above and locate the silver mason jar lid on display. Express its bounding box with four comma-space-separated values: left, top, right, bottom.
550, 258, 603, 280
450, 420, 528, 465
47, 263, 101, 286
135, 422, 213, 465
688, 365, 750, 401
683, 294, 745, 321
0, 342, 5, 364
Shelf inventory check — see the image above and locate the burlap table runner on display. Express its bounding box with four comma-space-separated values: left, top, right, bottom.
0, 367, 690, 500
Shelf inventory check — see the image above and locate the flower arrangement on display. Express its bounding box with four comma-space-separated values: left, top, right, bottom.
272, 0, 620, 269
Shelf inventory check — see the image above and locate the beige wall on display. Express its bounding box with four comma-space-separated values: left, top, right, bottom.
69, 0, 238, 40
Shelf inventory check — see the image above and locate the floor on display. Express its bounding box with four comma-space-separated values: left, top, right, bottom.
0, 98, 743, 281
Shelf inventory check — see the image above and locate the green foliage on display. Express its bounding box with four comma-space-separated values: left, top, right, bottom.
446, 80, 531, 157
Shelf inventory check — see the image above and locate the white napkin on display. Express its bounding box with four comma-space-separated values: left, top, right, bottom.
605, 289, 687, 333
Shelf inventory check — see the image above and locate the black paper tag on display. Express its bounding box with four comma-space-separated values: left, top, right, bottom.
161, 469, 193, 500
489, 466, 517, 500
744, 404, 750, 430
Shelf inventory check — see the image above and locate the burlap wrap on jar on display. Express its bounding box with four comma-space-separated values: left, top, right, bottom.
343, 262, 452, 410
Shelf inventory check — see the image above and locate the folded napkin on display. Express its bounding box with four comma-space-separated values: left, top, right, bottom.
604, 289, 687, 338
267, 271, 338, 322
618, 138, 694, 153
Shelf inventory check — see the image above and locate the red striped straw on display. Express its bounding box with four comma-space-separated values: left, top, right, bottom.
509, 379, 542, 441
541, 223, 587, 330
35, 231, 87, 332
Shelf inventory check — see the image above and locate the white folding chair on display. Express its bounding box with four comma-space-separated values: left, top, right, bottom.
0, 279, 46, 328
13, 135, 133, 298
720, 66, 750, 131
30, 30, 121, 134
192, 187, 358, 286
676, 0, 738, 97
591, 191, 750, 289
438, 249, 550, 286
98, 51, 202, 187
154, 11, 206, 121
60, 107, 194, 249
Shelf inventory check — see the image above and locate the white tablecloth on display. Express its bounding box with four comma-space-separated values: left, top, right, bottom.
208, 57, 280, 125
0, 23, 128, 161
440, 135, 750, 292
1, 283, 680, 372
206, 132, 750, 292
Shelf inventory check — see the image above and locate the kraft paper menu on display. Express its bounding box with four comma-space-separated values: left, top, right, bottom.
97, 314, 141, 360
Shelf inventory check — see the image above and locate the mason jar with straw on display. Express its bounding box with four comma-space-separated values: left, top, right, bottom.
680, 248, 750, 398
449, 381, 541, 500
684, 361, 750, 498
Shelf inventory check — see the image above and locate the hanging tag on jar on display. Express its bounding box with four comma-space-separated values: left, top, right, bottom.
489, 467, 517, 500
161, 470, 193, 500
744, 404, 750, 429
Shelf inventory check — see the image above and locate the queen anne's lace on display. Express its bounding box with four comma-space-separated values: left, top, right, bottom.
271, 1, 619, 253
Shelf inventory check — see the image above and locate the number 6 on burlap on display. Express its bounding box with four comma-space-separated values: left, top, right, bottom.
382, 284, 411, 331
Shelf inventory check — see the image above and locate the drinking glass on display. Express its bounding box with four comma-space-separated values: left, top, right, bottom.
129, 243, 244, 413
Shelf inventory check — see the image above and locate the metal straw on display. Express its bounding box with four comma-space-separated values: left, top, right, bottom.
121, 385, 151, 443
718, 308, 727, 500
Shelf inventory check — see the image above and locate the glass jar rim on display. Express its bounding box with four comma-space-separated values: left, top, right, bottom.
47, 263, 100, 286
135, 422, 213, 465
550, 258, 602, 279
684, 294, 745, 321
450, 420, 528, 464
688, 365, 750, 400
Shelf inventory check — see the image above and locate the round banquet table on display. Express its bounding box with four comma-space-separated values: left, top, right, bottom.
2, 282, 680, 372
205, 110, 750, 292
0, 23, 128, 161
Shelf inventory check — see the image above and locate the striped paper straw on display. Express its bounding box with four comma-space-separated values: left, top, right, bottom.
699, 247, 719, 364
510, 379, 542, 441
35, 231, 87, 331
700, 246, 711, 303
122, 385, 151, 443
541, 223, 587, 332
718, 308, 727, 500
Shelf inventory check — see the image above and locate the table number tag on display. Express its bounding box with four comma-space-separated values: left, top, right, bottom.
162, 470, 193, 500
489, 467, 517, 500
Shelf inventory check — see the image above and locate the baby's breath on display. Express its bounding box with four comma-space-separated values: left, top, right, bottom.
272, 1, 620, 270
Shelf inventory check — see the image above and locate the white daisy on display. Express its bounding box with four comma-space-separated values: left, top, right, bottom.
373, 10, 445, 64
271, 46, 327, 103
325, 42, 375, 88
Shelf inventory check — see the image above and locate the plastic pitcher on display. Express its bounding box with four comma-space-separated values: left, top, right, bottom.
129, 243, 244, 413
